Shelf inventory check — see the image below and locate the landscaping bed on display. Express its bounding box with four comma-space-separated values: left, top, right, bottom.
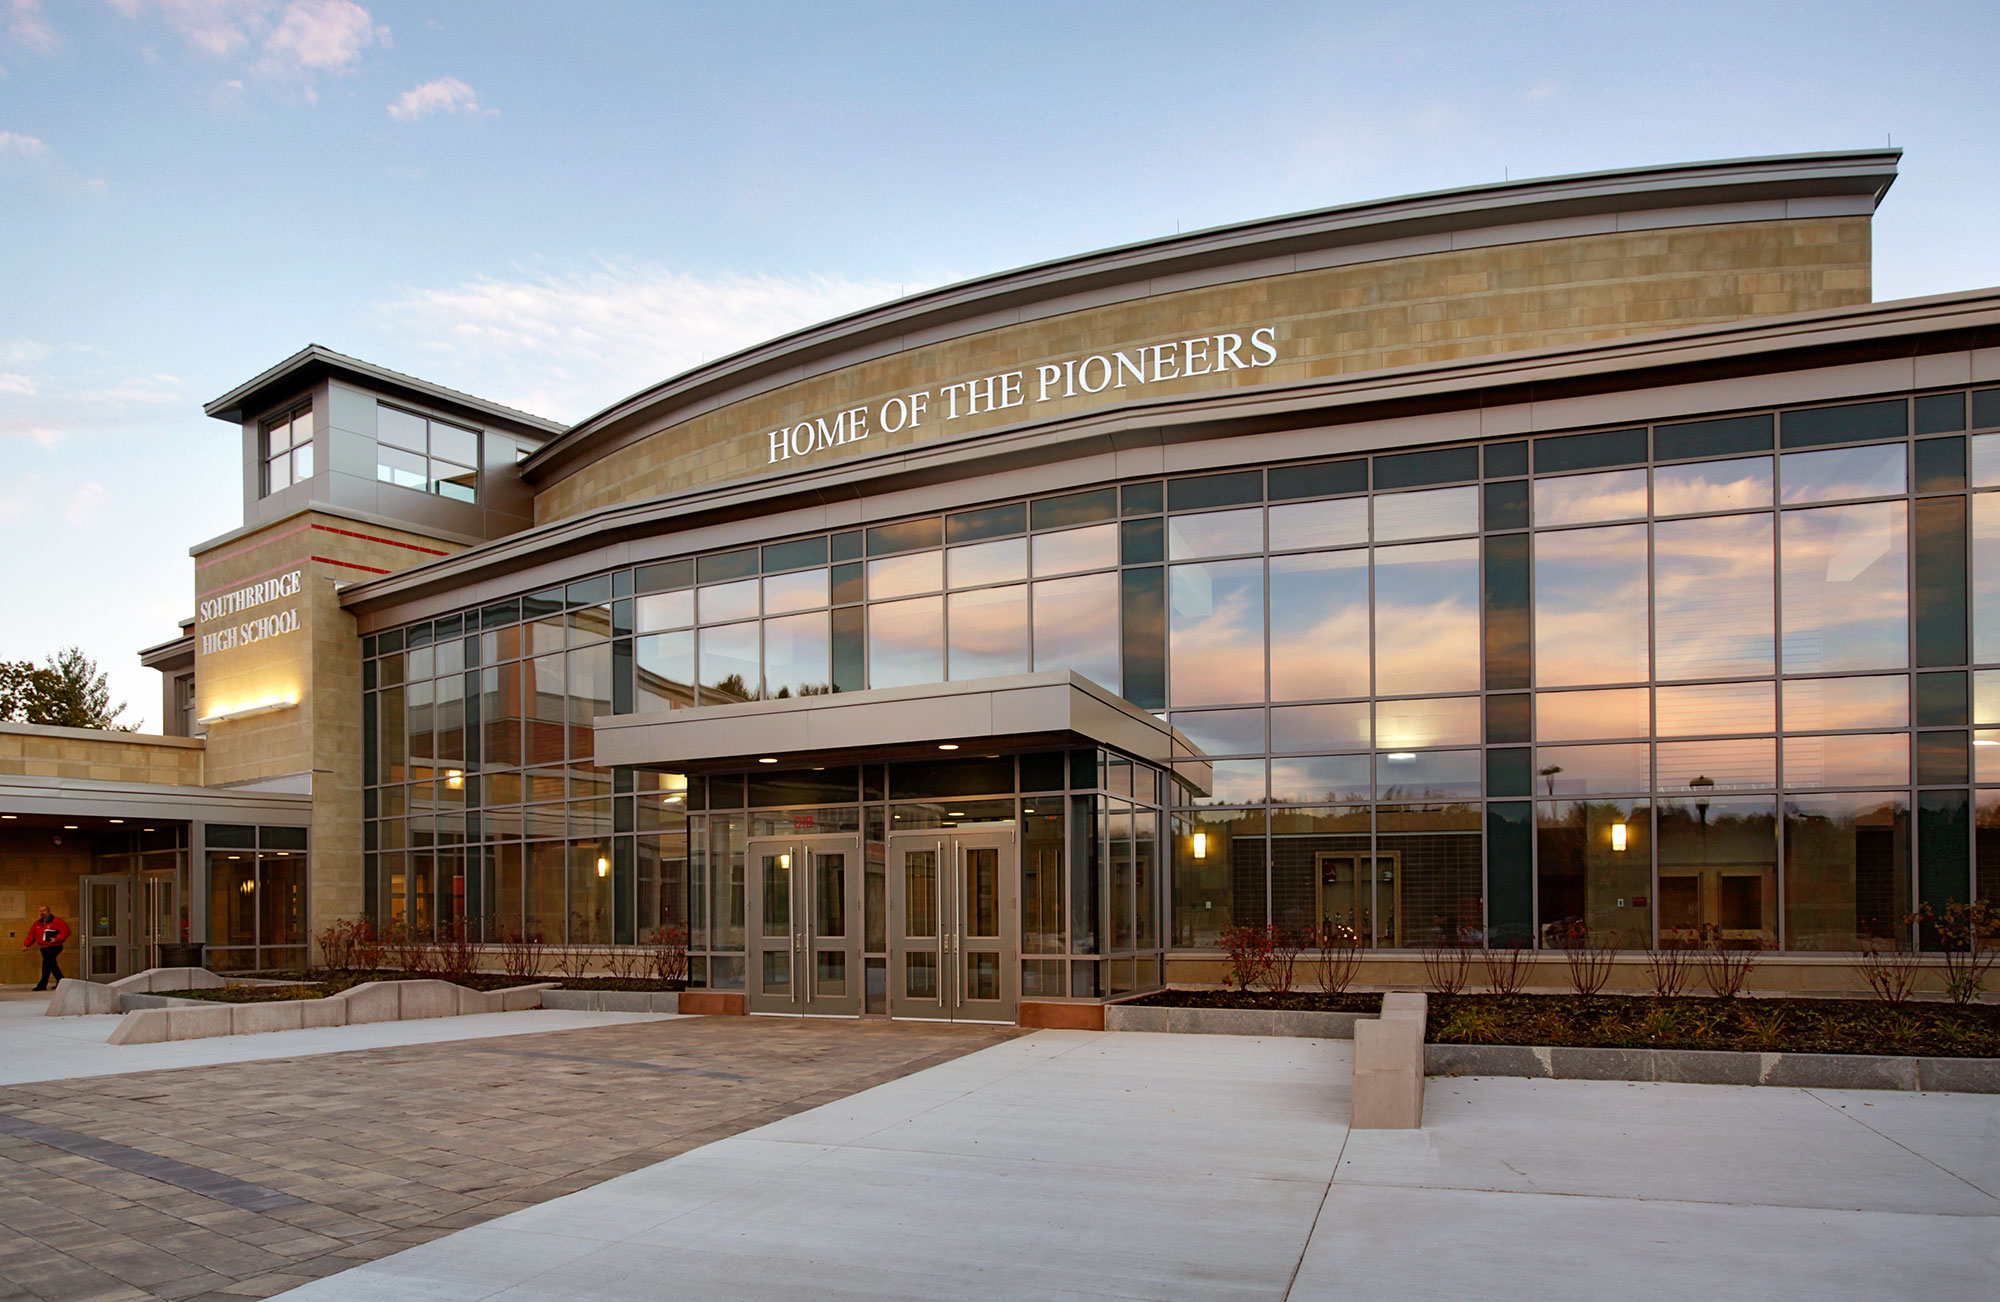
1123, 989, 1381, 1014
175, 971, 685, 1003
1428, 993, 2000, 1058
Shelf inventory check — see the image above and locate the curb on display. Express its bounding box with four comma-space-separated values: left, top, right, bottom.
1425, 1043, 2000, 1093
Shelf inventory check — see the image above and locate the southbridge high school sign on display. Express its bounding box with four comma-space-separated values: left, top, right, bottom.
763, 324, 1280, 464
197, 569, 302, 655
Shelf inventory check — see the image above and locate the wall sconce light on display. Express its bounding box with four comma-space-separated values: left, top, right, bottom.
1192, 832, 1208, 860
196, 698, 298, 727
596, 856, 610, 878
778, 853, 792, 870
1610, 822, 1628, 853
238, 878, 256, 895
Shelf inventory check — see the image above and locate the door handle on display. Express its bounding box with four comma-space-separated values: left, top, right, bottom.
935, 840, 946, 1007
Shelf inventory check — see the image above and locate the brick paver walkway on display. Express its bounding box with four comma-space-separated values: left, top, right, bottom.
0, 1017, 1021, 1301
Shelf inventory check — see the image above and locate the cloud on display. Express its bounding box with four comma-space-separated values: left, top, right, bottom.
111, 0, 386, 88
261, 0, 384, 72
107, 0, 271, 58
388, 75, 490, 122
0, 131, 105, 197
372, 262, 917, 422
7, 0, 58, 54
0, 343, 183, 448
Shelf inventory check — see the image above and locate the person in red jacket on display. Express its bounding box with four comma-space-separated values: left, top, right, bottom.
22, 906, 70, 991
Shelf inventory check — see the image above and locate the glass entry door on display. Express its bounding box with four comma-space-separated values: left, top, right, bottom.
140, 872, 178, 971
77, 875, 133, 982
747, 835, 863, 1017
887, 827, 1019, 1023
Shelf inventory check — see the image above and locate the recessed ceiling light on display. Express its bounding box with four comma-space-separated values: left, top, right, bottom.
1, 814, 15, 820
109, 819, 124, 824
948, 812, 965, 817
938, 743, 959, 751
62, 825, 78, 830
758, 757, 778, 764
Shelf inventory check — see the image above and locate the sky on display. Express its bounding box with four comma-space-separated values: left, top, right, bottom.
4, 0, 1999, 729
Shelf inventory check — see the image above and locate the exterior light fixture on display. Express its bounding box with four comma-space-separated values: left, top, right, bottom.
1192, 831, 1208, 860
758, 757, 778, 764
596, 856, 610, 878
1610, 822, 1628, 853
938, 743, 960, 751
195, 698, 298, 727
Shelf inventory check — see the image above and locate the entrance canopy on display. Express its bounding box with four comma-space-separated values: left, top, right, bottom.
594, 670, 1208, 792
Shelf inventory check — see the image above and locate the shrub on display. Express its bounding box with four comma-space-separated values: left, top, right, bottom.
314, 917, 379, 972
1694, 925, 1764, 998
1264, 926, 1305, 994
494, 925, 547, 981
554, 943, 595, 981
602, 942, 646, 981
1857, 940, 1923, 1005
643, 924, 689, 985
1643, 944, 1696, 999
1555, 920, 1617, 996
1311, 921, 1364, 994
1482, 939, 1534, 996
1913, 898, 2000, 1006
433, 919, 478, 982
1217, 923, 1274, 991
1420, 939, 1471, 996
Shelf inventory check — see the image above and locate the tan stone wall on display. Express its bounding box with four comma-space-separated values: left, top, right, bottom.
537, 217, 1872, 522
193, 513, 466, 946
0, 724, 204, 786
0, 826, 92, 985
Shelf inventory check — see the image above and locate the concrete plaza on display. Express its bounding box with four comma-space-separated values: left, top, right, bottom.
276, 1030, 2000, 1302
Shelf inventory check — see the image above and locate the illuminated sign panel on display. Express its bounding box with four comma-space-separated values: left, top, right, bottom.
764, 325, 1279, 465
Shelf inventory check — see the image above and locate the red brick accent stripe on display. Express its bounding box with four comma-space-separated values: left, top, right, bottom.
311, 556, 393, 574
311, 524, 452, 556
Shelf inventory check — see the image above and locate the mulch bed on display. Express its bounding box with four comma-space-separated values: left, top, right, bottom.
1119, 987, 2000, 1057
1428, 993, 2000, 1058
1123, 989, 1382, 1013
172, 970, 687, 1003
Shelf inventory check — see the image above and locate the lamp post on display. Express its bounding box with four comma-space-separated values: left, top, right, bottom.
1689, 774, 1715, 858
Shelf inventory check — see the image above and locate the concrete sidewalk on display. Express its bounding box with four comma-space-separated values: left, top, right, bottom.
272, 1030, 2000, 1300
0, 987, 673, 1086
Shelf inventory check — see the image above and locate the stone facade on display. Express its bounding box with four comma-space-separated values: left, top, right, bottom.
0, 723, 204, 787
535, 217, 1871, 522
193, 512, 466, 946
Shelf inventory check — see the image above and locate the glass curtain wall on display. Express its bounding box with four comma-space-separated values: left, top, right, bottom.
363, 388, 2000, 955
203, 824, 308, 971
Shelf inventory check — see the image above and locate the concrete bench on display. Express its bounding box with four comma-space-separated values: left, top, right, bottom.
1351, 991, 1427, 1129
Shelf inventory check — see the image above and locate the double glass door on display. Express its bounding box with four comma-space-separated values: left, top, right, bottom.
748, 835, 863, 1016
887, 827, 1018, 1023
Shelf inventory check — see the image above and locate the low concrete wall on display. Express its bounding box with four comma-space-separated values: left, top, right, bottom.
539, 989, 680, 1014
45, 966, 229, 1016
1104, 1005, 1369, 1038
104, 980, 557, 1045
1426, 1043, 2000, 1093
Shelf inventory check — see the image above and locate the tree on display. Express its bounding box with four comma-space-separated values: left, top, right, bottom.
0, 647, 135, 731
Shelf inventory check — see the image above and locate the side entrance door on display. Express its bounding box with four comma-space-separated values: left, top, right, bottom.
746, 834, 864, 1016
77, 875, 133, 982
887, 826, 1019, 1023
